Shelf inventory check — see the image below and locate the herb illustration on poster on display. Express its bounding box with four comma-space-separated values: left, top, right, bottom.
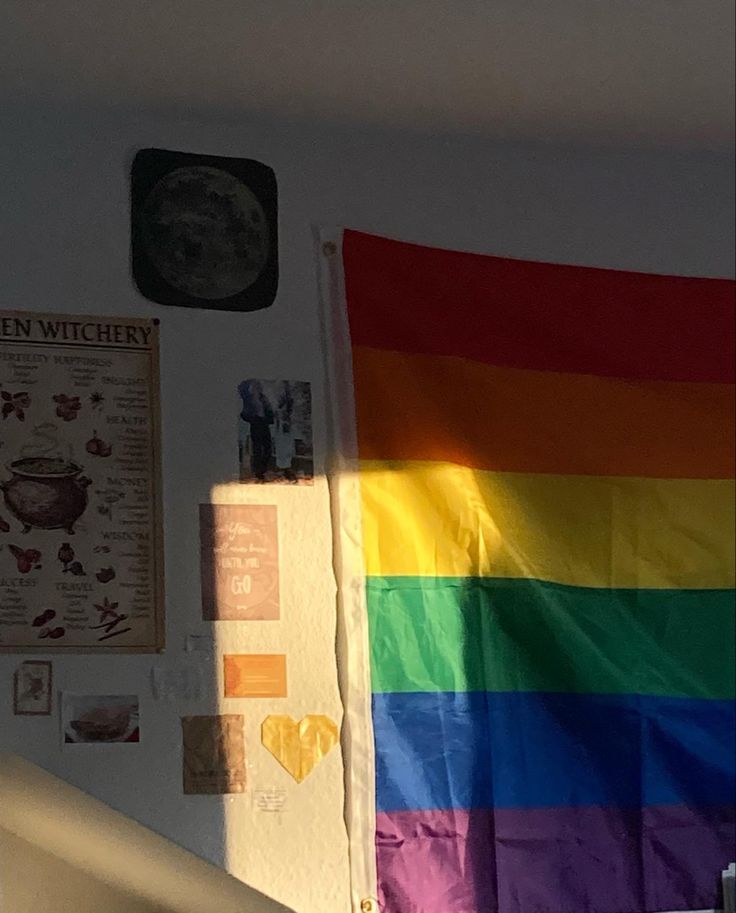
200, 503, 279, 621
0, 311, 164, 652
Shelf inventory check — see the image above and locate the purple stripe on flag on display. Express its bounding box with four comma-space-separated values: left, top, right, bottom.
376, 804, 735, 913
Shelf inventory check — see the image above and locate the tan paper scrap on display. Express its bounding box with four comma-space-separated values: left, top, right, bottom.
182, 714, 246, 795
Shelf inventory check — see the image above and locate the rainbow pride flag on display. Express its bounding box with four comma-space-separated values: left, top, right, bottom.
330, 229, 735, 913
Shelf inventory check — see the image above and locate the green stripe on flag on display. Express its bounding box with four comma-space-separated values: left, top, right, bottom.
367, 576, 735, 699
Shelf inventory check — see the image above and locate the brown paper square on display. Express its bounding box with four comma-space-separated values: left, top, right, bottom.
181, 714, 246, 795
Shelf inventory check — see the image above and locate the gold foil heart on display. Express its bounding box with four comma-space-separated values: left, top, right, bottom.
261, 715, 339, 783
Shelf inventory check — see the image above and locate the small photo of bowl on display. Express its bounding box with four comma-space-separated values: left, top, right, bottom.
63, 695, 139, 744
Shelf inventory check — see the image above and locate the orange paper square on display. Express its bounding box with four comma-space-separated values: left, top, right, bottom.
224, 654, 287, 698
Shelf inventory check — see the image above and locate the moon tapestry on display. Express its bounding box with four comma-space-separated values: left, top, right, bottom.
131, 148, 278, 312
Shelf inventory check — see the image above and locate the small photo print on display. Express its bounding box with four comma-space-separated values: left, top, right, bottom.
62, 693, 140, 744
237, 379, 313, 484
13, 661, 52, 716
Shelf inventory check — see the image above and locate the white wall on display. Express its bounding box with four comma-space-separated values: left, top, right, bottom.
0, 103, 733, 913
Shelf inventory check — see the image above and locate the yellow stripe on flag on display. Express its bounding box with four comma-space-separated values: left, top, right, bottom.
359, 460, 735, 589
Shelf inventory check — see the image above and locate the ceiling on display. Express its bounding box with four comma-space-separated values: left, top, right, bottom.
2, 1, 734, 149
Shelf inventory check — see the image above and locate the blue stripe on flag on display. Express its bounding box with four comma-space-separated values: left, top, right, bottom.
373, 690, 735, 812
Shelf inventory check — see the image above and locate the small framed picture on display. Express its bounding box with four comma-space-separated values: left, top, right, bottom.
13, 661, 53, 716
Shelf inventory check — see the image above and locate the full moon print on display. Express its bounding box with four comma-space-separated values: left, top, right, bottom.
131, 149, 278, 311
142, 166, 268, 300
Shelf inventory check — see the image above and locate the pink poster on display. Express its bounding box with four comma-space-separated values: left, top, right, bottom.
200, 503, 279, 621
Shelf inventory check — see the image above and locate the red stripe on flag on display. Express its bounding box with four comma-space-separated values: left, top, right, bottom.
342, 229, 736, 383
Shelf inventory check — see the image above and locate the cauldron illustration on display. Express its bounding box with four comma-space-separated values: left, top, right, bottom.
2, 458, 91, 533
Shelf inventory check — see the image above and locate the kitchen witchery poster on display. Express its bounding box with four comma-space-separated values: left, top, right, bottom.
0, 311, 164, 652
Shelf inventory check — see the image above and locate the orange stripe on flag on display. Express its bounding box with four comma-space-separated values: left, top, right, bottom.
353, 346, 735, 479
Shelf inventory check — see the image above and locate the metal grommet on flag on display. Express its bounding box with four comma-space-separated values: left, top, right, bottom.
360, 899, 377, 913
322, 240, 337, 256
